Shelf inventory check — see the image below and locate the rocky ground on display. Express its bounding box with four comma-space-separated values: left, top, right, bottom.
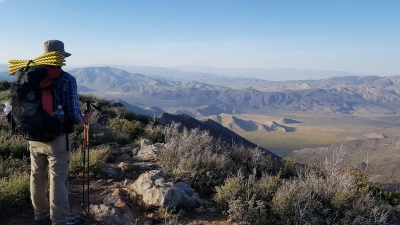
1, 142, 236, 225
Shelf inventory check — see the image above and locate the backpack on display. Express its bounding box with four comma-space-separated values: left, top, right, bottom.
9, 64, 65, 142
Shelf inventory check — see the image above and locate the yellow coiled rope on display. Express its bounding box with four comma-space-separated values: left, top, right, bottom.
8, 51, 66, 74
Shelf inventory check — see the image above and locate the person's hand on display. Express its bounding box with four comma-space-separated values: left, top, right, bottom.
83, 112, 92, 123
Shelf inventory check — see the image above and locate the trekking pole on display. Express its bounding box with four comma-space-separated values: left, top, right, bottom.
82, 101, 91, 214
82, 135, 86, 213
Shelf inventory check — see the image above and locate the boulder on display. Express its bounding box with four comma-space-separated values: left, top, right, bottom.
89, 204, 134, 225
134, 162, 154, 171
103, 195, 120, 206
140, 138, 153, 147
90, 188, 134, 224
101, 167, 119, 178
130, 170, 202, 211
135, 143, 165, 161
132, 147, 140, 155
118, 162, 134, 172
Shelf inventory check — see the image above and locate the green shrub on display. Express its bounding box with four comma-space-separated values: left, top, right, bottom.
143, 122, 165, 143
158, 122, 282, 195
113, 133, 131, 145
103, 106, 153, 124
214, 171, 281, 224
229, 144, 276, 177
157, 123, 234, 194
0, 81, 11, 92
0, 130, 28, 158
91, 126, 131, 145
101, 107, 118, 119
70, 122, 131, 146
0, 172, 30, 217
279, 157, 297, 179
269, 166, 397, 224
109, 118, 145, 140
0, 91, 11, 102
0, 156, 28, 178
215, 149, 400, 224
69, 146, 110, 176
0, 158, 29, 217
0, 118, 11, 132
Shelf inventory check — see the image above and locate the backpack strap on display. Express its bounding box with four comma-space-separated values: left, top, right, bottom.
40, 66, 62, 115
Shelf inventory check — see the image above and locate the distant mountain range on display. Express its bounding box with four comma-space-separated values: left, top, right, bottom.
0, 63, 374, 83
1, 65, 399, 115
0, 71, 12, 82
66, 66, 400, 115
86, 64, 358, 81
173, 65, 358, 81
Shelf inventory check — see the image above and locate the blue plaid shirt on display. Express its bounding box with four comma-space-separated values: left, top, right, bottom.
53, 71, 83, 125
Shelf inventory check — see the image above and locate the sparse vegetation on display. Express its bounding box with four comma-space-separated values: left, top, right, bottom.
69, 146, 111, 176
0, 130, 28, 158
0, 156, 30, 217
0, 90, 11, 102
109, 118, 145, 140
0, 156, 28, 178
1, 90, 400, 224
0, 81, 11, 91
157, 122, 280, 194
0, 172, 30, 217
214, 148, 400, 224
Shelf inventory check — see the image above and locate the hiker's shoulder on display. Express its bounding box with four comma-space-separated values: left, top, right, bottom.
60, 71, 76, 81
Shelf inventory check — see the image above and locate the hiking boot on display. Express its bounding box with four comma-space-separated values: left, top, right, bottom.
66, 216, 84, 225
34, 215, 51, 225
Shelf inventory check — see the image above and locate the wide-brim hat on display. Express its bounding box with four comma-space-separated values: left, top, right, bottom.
43, 40, 71, 57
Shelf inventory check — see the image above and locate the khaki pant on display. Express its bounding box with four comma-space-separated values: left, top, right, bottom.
29, 135, 70, 225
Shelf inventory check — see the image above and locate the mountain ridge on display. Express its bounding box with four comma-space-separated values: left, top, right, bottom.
0, 63, 367, 81
68, 66, 400, 115
2, 65, 400, 115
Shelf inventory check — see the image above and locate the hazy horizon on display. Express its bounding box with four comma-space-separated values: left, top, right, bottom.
1, 0, 399, 77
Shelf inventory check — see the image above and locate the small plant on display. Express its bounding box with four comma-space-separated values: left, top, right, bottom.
0, 90, 11, 102
0, 130, 29, 158
214, 145, 400, 224
157, 123, 234, 194
214, 171, 281, 224
0, 171, 30, 217
0, 156, 28, 178
144, 122, 165, 143
0, 81, 11, 92
279, 157, 297, 179
69, 146, 110, 176
109, 118, 145, 140
229, 144, 276, 177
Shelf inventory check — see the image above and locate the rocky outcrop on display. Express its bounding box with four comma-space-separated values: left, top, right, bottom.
129, 170, 210, 211
134, 143, 165, 161
89, 188, 135, 225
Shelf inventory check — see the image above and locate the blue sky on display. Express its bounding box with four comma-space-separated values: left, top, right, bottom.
0, 0, 399, 76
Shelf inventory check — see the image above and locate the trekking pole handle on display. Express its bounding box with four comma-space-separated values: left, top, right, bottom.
85, 101, 91, 113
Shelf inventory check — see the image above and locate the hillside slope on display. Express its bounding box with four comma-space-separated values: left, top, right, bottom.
157, 113, 281, 160
289, 136, 400, 183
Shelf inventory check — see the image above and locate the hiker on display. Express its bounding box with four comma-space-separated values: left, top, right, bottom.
26, 40, 91, 225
